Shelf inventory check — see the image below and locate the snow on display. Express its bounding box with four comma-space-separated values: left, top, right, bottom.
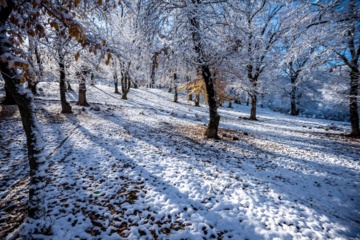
0, 82, 359, 239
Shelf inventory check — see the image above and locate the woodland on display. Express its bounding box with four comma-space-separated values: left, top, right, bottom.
0, 0, 359, 239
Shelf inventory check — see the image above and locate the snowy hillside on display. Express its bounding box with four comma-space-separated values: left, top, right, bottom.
1, 83, 359, 239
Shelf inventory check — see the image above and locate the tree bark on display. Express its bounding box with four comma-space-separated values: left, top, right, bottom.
121, 62, 131, 100
290, 77, 299, 116
76, 72, 90, 107
2, 83, 16, 105
190, 1, 220, 138
194, 94, 200, 106
114, 72, 120, 94
173, 72, 178, 103
250, 94, 257, 120
0, 0, 47, 233
349, 68, 360, 136
59, 55, 72, 113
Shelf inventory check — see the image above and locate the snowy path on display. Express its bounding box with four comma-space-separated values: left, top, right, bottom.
0, 84, 359, 239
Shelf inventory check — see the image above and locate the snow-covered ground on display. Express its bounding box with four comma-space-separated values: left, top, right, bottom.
0, 83, 359, 239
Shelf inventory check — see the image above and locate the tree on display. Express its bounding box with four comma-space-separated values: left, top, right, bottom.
0, 0, 130, 236
304, 0, 360, 136
0, 1, 47, 234
76, 65, 90, 106
142, 0, 235, 138
231, 0, 290, 120
55, 31, 73, 113
120, 61, 131, 99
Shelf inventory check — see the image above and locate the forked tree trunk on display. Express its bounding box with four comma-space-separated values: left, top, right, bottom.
0, 1, 47, 234
349, 68, 360, 136
190, 1, 220, 138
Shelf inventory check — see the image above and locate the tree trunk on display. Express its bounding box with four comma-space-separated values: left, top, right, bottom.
67, 80, 73, 91
228, 101, 232, 108
77, 73, 89, 106
0, 1, 47, 234
190, 2, 220, 138
186, 76, 193, 100
2, 83, 16, 105
150, 59, 156, 89
349, 68, 360, 136
90, 72, 95, 86
290, 77, 299, 116
114, 81, 120, 94
187, 91, 193, 101
202, 65, 220, 139
114, 72, 120, 94
173, 73, 178, 103
59, 56, 72, 113
250, 94, 257, 120
121, 62, 131, 100
194, 94, 200, 106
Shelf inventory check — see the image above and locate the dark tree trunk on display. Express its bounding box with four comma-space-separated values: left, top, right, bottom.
114, 81, 120, 94
132, 81, 138, 89
187, 91, 193, 101
228, 101, 232, 108
173, 72, 178, 103
2, 83, 16, 105
114, 72, 120, 94
349, 68, 360, 136
250, 94, 257, 120
121, 62, 131, 100
290, 76, 299, 115
194, 94, 200, 107
67, 80, 73, 91
59, 56, 72, 113
0, 0, 47, 233
150, 57, 156, 89
77, 70, 89, 106
190, 1, 220, 138
90, 72, 95, 86
202, 65, 220, 138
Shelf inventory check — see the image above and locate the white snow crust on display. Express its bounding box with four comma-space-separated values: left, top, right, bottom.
0, 83, 359, 239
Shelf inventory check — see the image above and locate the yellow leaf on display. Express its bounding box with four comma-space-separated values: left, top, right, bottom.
98, 0, 102, 5
82, 34, 86, 41
18, 35, 24, 44
50, 22, 59, 30
96, 66, 99, 71
75, 52, 80, 61
102, 40, 106, 46
20, 74, 26, 83
75, 0, 80, 7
